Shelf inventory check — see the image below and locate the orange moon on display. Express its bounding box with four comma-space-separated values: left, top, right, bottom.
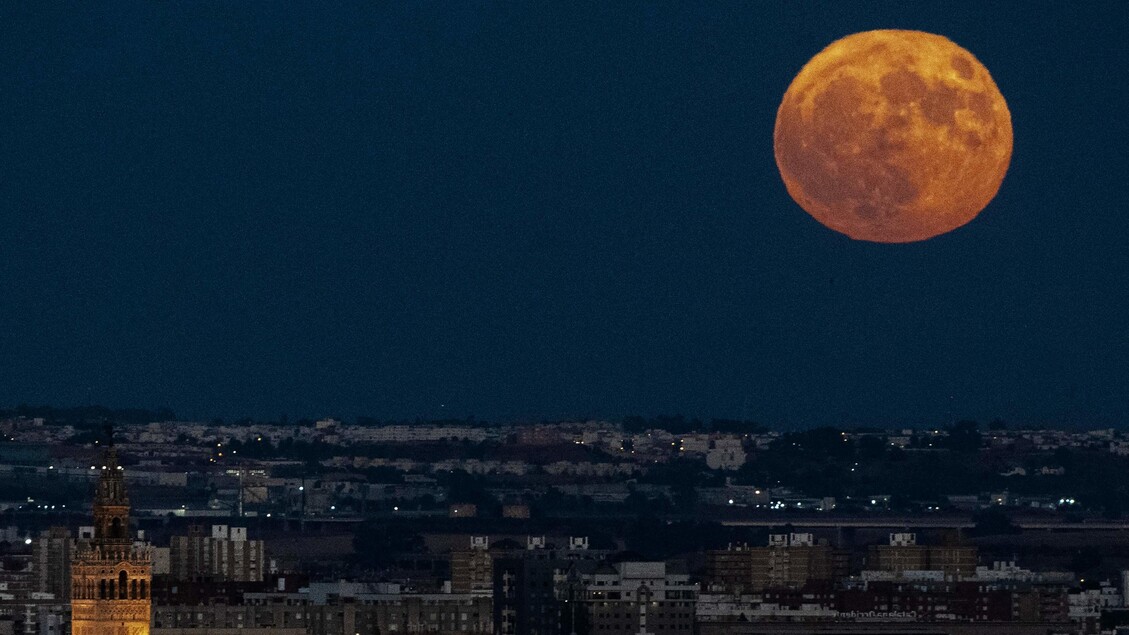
774, 30, 1012, 243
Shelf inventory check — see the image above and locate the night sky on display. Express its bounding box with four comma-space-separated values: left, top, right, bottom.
2, 3, 1127, 426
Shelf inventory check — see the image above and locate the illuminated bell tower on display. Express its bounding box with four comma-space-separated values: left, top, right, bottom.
71, 431, 152, 635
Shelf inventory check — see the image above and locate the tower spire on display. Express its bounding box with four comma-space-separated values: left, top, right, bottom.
93, 445, 130, 541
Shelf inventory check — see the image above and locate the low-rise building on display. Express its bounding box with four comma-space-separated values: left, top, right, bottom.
154, 586, 492, 634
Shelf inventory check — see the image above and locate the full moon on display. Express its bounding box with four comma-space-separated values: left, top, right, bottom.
774, 30, 1012, 243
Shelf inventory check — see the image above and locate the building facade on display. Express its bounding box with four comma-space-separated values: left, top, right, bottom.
33, 527, 73, 602
866, 533, 977, 579
491, 537, 612, 635
706, 534, 849, 594
582, 562, 698, 634
152, 590, 491, 634
451, 537, 494, 596
169, 525, 265, 582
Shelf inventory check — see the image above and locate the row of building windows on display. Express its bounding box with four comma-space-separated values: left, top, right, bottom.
593, 625, 692, 630
73, 574, 147, 600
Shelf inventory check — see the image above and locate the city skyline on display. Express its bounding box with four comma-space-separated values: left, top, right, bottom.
3, 412, 1129, 634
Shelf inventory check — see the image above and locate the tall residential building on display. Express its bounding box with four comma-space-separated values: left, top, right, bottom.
578, 561, 698, 634
705, 533, 849, 594
451, 536, 493, 596
493, 537, 608, 635
170, 525, 266, 582
70, 446, 153, 635
866, 532, 978, 578
33, 527, 72, 601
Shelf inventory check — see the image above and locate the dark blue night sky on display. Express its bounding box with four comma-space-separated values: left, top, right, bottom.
1, 3, 1126, 426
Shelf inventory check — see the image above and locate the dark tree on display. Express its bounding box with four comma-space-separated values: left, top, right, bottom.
945, 421, 983, 452
969, 507, 1020, 536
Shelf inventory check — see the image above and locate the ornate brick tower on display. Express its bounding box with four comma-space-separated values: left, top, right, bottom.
71, 435, 152, 635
